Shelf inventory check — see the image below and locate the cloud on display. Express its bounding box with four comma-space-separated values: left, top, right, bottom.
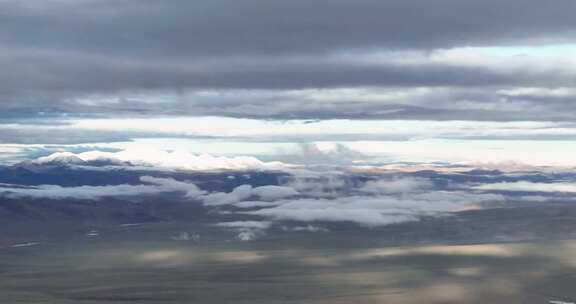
5, 115, 576, 151
0, 173, 297, 205
275, 143, 366, 165
281, 225, 328, 233
0, 184, 151, 200
475, 181, 576, 193
235, 231, 261, 241
282, 170, 349, 198
2, 57, 576, 121
251, 186, 300, 201
0, 159, 521, 229
247, 203, 419, 227
5, 0, 575, 57
233, 201, 283, 208
469, 161, 538, 172
202, 184, 298, 206
0, 125, 135, 145
242, 191, 503, 227
201, 185, 253, 206
214, 221, 272, 241
0, 119, 230, 145
139, 176, 206, 199
0, 0, 576, 121
359, 178, 433, 194
0, 176, 205, 200
6, 0, 576, 54
214, 221, 273, 230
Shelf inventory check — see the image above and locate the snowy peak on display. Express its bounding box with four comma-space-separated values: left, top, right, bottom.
24, 150, 290, 171
33, 152, 88, 166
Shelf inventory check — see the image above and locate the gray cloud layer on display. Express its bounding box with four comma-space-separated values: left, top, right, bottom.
4, 0, 575, 56
1, 0, 576, 120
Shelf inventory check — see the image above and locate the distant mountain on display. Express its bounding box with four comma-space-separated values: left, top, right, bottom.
21, 150, 289, 171
2, 156, 575, 230
23, 151, 130, 168
33, 152, 88, 166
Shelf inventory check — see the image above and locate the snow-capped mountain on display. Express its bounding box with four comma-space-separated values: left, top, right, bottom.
24, 150, 289, 171
33, 152, 88, 166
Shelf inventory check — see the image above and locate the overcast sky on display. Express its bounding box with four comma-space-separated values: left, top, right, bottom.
1, 0, 576, 165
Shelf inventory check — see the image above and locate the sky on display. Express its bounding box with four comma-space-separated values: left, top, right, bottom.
1, 0, 576, 166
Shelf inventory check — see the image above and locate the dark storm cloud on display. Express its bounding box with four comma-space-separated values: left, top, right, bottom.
3, 0, 575, 57
2, 51, 571, 95
1, 0, 576, 120
89, 88, 576, 122
0, 122, 224, 145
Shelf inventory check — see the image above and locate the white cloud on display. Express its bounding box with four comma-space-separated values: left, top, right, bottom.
281, 225, 328, 232
139, 176, 206, 198
69, 116, 561, 138
359, 178, 432, 194
499, 87, 576, 98
214, 221, 273, 230
276, 143, 365, 165
13, 116, 576, 167
214, 221, 272, 242
0, 184, 157, 200
0, 176, 205, 200
201, 184, 298, 206
201, 184, 253, 206
234, 201, 282, 208
475, 181, 576, 193
242, 191, 503, 227
282, 171, 347, 198
251, 185, 299, 201
356, 46, 576, 74
0, 173, 299, 204
236, 231, 260, 241
247, 204, 419, 227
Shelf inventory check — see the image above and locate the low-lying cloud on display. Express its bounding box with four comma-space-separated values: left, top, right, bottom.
202, 184, 299, 206
359, 178, 433, 195
475, 181, 576, 193
0, 176, 205, 200
242, 191, 503, 227
3, 164, 565, 229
